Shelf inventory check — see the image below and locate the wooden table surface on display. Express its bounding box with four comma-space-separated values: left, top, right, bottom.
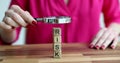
0, 43, 120, 63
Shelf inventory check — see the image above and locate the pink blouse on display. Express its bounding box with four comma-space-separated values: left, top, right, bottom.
6, 0, 120, 44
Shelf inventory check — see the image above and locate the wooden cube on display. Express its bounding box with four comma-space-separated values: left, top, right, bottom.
53, 44, 61, 51
53, 36, 62, 43
53, 28, 61, 36
54, 50, 62, 58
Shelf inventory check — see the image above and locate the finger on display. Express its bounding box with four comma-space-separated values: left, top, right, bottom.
101, 32, 115, 50
10, 5, 37, 25
95, 29, 111, 49
0, 22, 12, 30
5, 9, 27, 27
89, 28, 106, 48
3, 17, 19, 28
111, 35, 119, 49
25, 11, 37, 25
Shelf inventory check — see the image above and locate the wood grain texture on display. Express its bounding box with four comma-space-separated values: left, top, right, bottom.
0, 43, 120, 63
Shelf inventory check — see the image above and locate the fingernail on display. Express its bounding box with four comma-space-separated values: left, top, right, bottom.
32, 21, 37, 25
89, 44, 94, 48
12, 26, 15, 29
95, 45, 99, 50
101, 45, 105, 49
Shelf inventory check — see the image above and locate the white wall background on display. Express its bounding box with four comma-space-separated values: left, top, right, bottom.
0, 0, 119, 45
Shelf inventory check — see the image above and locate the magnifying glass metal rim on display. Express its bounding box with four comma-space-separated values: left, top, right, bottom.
34, 16, 71, 24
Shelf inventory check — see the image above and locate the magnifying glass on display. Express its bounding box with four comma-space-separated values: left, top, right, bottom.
34, 16, 71, 24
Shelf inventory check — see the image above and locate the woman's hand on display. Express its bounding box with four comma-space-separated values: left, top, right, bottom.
0, 5, 36, 31
0, 5, 37, 43
90, 23, 120, 50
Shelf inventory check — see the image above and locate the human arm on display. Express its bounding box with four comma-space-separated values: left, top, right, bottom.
90, 0, 120, 50
0, 5, 37, 44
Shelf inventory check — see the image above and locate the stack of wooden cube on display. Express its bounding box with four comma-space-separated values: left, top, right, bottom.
53, 27, 62, 58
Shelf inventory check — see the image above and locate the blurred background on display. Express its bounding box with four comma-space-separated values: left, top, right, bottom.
1, 0, 119, 45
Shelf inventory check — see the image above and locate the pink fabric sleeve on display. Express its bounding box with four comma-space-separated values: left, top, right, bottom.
102, 0, 120, 27
10, 0, 28, 10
